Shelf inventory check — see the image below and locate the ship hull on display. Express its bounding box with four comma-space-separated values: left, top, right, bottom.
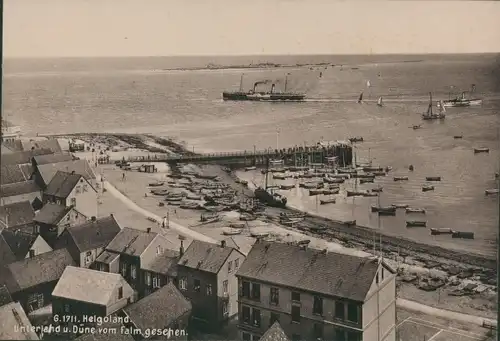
223, 92, 306, 102
442, 99, 482, 108
254, 188, 287, 208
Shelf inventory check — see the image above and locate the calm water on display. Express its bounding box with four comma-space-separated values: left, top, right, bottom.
4, 54, 500, 256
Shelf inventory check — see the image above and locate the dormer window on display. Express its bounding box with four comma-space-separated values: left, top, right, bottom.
156, 246, 162, 255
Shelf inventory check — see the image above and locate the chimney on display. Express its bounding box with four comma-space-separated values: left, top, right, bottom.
253, 82, 257, 92
179, 240, 184, 257
321, 249, 328, 255
91, 216, 97, 222
221, 240, 226, 248
29, 250, 35, 258
71, 170, 75, 175
146, 228, 151, 233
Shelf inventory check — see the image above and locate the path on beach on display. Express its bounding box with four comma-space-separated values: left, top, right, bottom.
103, 180, 217, 244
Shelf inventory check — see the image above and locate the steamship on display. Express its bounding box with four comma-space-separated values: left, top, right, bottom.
222, 74, 306, 102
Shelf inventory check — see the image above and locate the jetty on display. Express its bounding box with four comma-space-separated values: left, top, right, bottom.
126, 143, 353, 167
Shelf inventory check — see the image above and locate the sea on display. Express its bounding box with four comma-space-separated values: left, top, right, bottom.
3, 54, 500, 257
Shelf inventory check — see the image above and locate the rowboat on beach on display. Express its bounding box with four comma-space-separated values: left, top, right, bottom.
371, 205, 396, 214
453, 135, 463, 139
452, 231, 474, 239
245, 166, 256, 171
406, 207, 426, 214
149, 181, 164, 187
360, 178, 374, 184
371, 186, 383, 193
222, 230, 242, 236
309, 189, 323, 196
394, 176, 409, 181
473, 147, 489, 154
485, 189, 499, 195
406, 220, 427, 227
422, 184, 435, 192
322, 188, 340, 195
430, 228, 453, 235
392, 203, 409, 209
280, 184, 295, 190
425, 176, 441, 182
320, 198, 336, 205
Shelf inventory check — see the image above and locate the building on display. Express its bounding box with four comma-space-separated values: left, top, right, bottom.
0, 201, 36, 230
1, 120, 22, 142
259, 322, 291, 341
105, 227, 177, 295
140, 248, 179, 296
21, 139, 63, 154
121, 282, 191, 341
0, 302, 40, 340
177, 239, 245, 332
32, 153, 74, 168
0, 180, 43, 208
55, 215, 121, 267
52, 266, 135, 325
236, 241, 397, 341
34, 159, 96, 189
42, 170, 98, 219
0, 164, 34, 185
94, 251, 121, 273
1, 148, 53, 166
0, 248, 76, 312
33, 203, 87, 246
0, 226, 53, 260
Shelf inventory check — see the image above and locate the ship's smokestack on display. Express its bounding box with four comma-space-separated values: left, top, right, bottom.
253, 82, 258, 92
271, 84, 275, 93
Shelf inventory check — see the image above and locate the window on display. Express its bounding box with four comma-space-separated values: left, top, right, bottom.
223, 301, 229, 316
223, 280, 228, 295
118, 287, 123, 299
313, 323, 324, 340
179, 277, 187, 290
251, 283, 260, 301
270, 287, 279, 305
206, 284, 213, 295
335, 329, 346, 341
85, 251, 92, 265
70, 198, 76, 206
228, 261, 233, 273
313, 296, 323, 315
121, 263, 127, 277
153, 275, 160, 288
291, 291, 300, 302
235, 258, 239, 269
194, 279, 201, 292
130, 265, 137, 279
347, 303, 358, 323
347, 331, 360, 341
241, 281, 250, 298
145, 272, 151, 286
335, 302, 345, 319
64, 304, 70, 313
270, 312, 280, 326
156, 245, 162, 255
376, 272, 379, 284
241, 306, 251, 324
291, 305, 300, 323
242, 332, 251, 341
83, 184, 88, 192
252, 308, 261, 327
75, 186, 81, 194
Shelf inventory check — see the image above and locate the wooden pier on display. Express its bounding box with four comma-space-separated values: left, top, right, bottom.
126, 143, 353, 167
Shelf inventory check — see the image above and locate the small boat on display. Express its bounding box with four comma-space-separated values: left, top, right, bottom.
452, 231, 474, 239
186, 194, 202, 200
309, 189, 323, 196
349, 136, 364, 143
320, 198, 336, 205
422, 93, 445, 120
165, 196, 183, 202
412, 124, 422, 130
330, 174, 351, 179
442, 85, 482, 108
280, 184, 295, 190
422, 185, 435, 192
362, 192, 378, 197
393, 176, 409, 181
378, 210, 396, 216
250, 232, 269, 238
430, 228, 453, 235
406, 220, 427, 227
168, 201, 181, 206
391, 204, 409, 209
371, 205, 397, 214
297, 240, 311, 246
323, 188, 340, 195
408, 165, 414, 171
425, 176, 441, 182
371, 187, 383, 193
473, 147, 489, 154
180, 202, 200, 209
405, 208, 426, 214
245, 166, 257, 171
273, 174, 287, 180
485, 189, 499, 195
453, 135, 463, 139
230, 222, 246, 229
323, 177, 345, 184
222, 230, 242, 236
357, 92, 364, 104
377, 96, 383, 107
372, 171, 386, 177
343, 220, 356, 225
360, 178, 374, 184
346, 190, 367, 197
363, 166, 384, 172
151, 189, 169, 196
240, 213, 256, 221
149, 181, 164, 187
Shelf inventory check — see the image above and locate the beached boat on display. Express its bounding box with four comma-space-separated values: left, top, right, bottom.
343, 220, 356, 225
330, 174, 351, 179
165, 196, 183, 202
377, 96, 383, 107
371, 187, 383, 193
412, 124, 422, 130
245, 166, 257, 171
309, 189, 323, 196
168, 201, 182, 206
473, 147, 489, 154
393, 176, 409, 181
349, 136, 364, 143
430, 228, 453, 235
422, 185, 435, 192
323, 177, 345, 184
378, 210, 396, 216
149, 181, 164, 187
151, 189, 169, 196
230, 222, 246, 229
425, 176, 441, 182
406, 220, 427, 227
186, 194, 202, 200
360, 178, 374, 184
363, 192, 378, 197
279, 184, 295, 190
392, 203, 409, 209
422, 93, 445, 120
250, 232, 269, 238
406, 207, 426, 214
442, 84, 482, 108
320, 198, 336, 205
273, 174, 287, 180
240, 213, 256, 221
180, 202, 200, 210
363, 166, 384, 172
323, 188, 340, 195
357, 92, 364, 104
453, 135, 463, 139
222, 230, 242, 236
485, 189, 499, 195
371, 205, 396, 213
280, 212, 306, 219
452, 231, 474, 239
303, 182, 323, 189
347, 190, 367, 197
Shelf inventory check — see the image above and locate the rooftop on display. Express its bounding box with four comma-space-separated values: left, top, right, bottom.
37, 159, 96, 187
1, 226, 42, 260
32, 153, 74, 166
236, 241, 381, 302
0, 165, 30, 185
178, 240, 239, 274
0, 302, 39, 340
1, 148, 53, 166
123, 282, 191, 331
260, 322, 290, 341
106, 227, 168, 256
0, 201, 36, 229
95, 251, 120, 264
44, 171, 84, 198
52, 266, 129, 305
141, 248, 179, 276
0, 248, 76, 293
33, 203, 72, 225
66, 215, 121, 253
0, 180, 41, 198
21, 139, 62, 154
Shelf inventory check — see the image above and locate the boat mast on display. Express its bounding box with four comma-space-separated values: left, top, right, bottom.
284, 74, 289, 92
428, 92, 433, 115
264, 157, 269, 190
239, 74, 244, 92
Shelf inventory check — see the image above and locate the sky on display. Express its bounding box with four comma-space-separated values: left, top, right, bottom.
4, 0, 500, 58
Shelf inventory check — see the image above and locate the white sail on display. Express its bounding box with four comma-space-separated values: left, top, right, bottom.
439, 100, 446, 113
377, 97, 383, 106
357, 92, 364, 103
366, 80, 371, 88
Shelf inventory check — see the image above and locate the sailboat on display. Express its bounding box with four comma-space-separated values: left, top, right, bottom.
442, 84, 482, 108
377, 96, 383, 107
346, 151, 367, 197
422, 92, 445, 120
357, 92, 364, 104
254, 159, 287, 208
371, 191, 396, 216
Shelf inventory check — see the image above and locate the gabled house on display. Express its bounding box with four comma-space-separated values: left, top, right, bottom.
33, 203, 87, 246
34, 159, 96, 189
42, 170, 98, 219
0, 302, 40, 340
52, 266, 135, 326
55, 215, 121, 267
1, 226, 52, 260
121, 283, 191, 341
236, 241, 397, 341
177, 239, 245, 332
140, 248, 179, 296
0, 164, 33, 185
259, 322, 290, 341
21, 139, 63, 154
0, 201, 36, 230
105, 227, 177, 296
0, 248, 76, 312
1, 148, 53, 166
0, 180, 42, 208
32, 153, 74, 168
